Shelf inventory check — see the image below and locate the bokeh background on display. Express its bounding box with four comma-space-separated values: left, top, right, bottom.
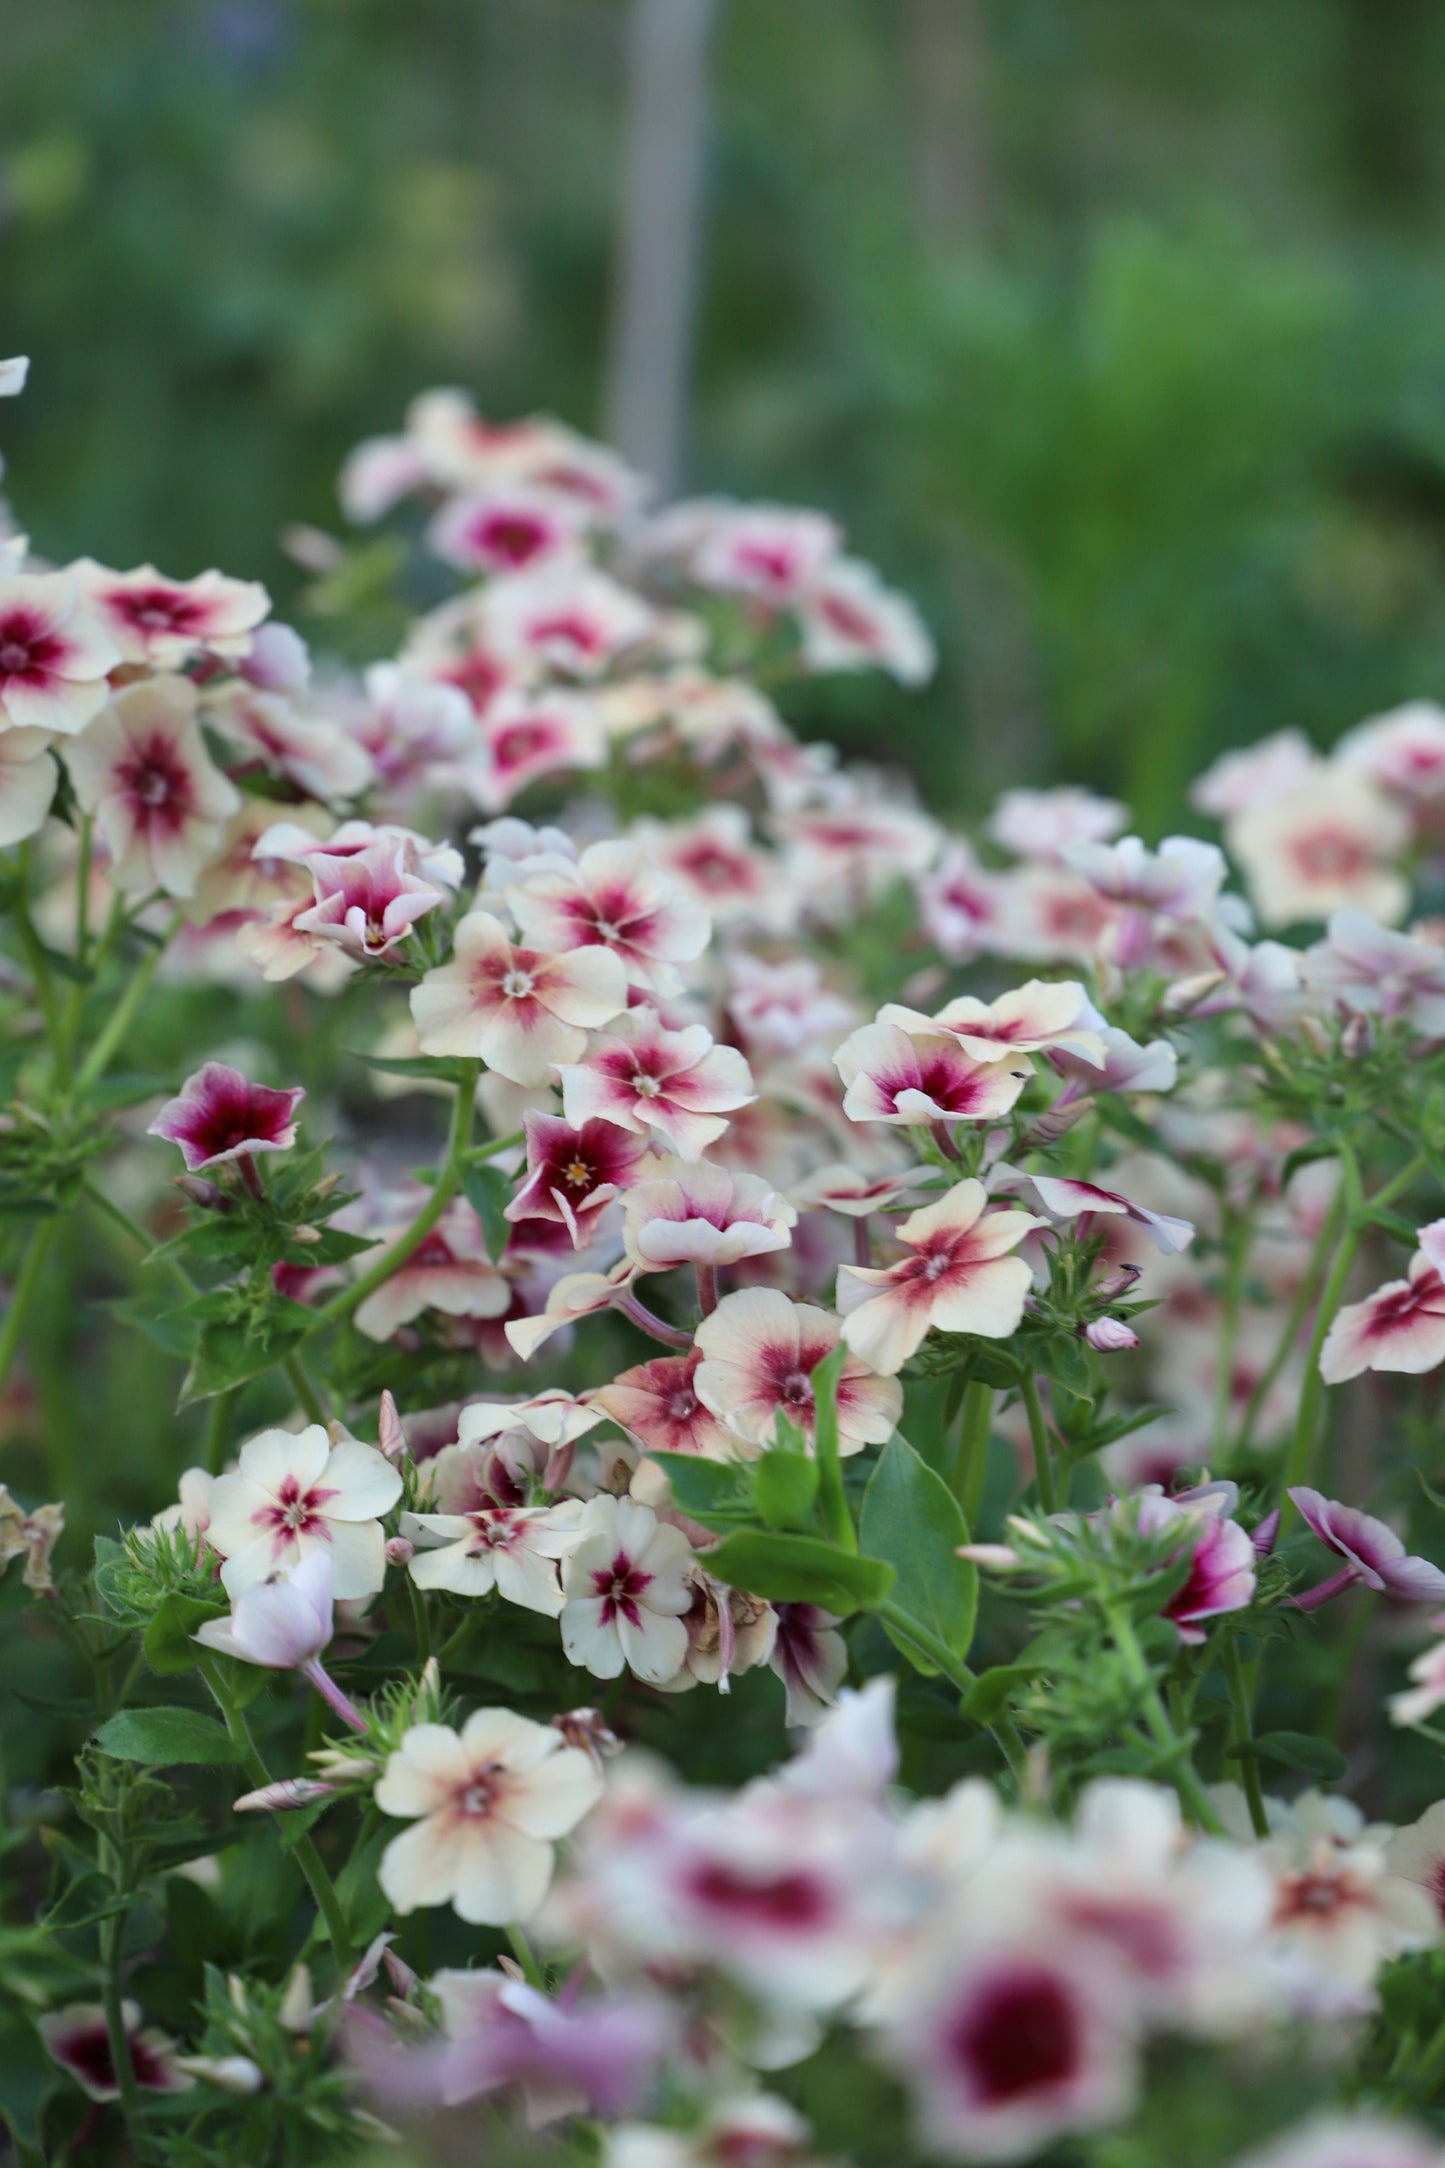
7, 0, 1445, 824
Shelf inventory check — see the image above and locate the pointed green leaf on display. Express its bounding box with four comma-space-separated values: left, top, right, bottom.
860, 1433, 977, 1671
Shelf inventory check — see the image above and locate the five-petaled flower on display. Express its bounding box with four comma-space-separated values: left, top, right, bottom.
147, 1061, 304, 1172
63, 674, 241, 896
402, 1500, 584, 1616
205, 1423, 403, 1600
694, 1287, 901, 1454
836, 1179, 1043, 1376
0, 571, 120, 737
505, 1111, 649, 1247
559, 1009, 755, 1161
559, 1494, 695, 1685
411, 909, 629, 1085
509, 839, 710, 997
72, 558, 269, 667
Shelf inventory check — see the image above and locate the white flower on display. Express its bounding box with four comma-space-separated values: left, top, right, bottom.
204, 1424, 403, 1601
376, 1708, 602, 1925
193, 1550, 334, 1668
402, 1501, 584, 1616
559, 1495, 695, 1685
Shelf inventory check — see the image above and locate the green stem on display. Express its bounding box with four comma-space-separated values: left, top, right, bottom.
952, 1379, 993, 1533
506, 1924, 545, 1988
312, 1062, 481, 1332
76, 910, 185, 1092
1212, 1210, 1248, 1459
1224, 1636, 1269, 1837
1107, 1603, 1224, 1834
405, 1572, 432, 1662
876, 1598, 1025, 1776
1234, 1191, 1342, 1454
202, 1662, 354, 1971
283, 1351, 328, 1425
0, 1217, 57, 1398
1279, 1143, 1364, 1503
1020, 1373, 1057, 1514
97, 1841, 145, 2151
202, 1386, 241, 1477
811, 1349, 856, 1553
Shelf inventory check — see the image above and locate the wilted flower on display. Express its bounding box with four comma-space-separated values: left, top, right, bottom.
0, 1485, 64, 1593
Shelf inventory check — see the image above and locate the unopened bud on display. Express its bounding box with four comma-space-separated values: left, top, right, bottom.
1298, 1015, 1332, 1057
1341, 1011, 1375, 1061
1084, 1316, 1140, 1352
175, 1174, 229, 1212
279, 1964, 314, 2034
1162, 968, 1228, 1014
290, 1223, 322, 1246
1252, 1508, 1281, 1558
382, 1946, 421, 1999
233, 1776, 337, 1815
175, 2053, 265, 2096
1021, 1097, 1093, 1148
384, 1536, 414, 1566
956, 1542, 1022, 1571
377, 1390, 406, 1460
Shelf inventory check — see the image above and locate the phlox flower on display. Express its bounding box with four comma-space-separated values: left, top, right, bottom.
63, 674, 240, 897
40, 2001, 192, 2102
1227, 770, 1409, 930
622, 1158, 796, 1270
410, 909, 629, 1085
795, 556, 936, 685
607, 2098, 820, 2168
559, 1008, 755, 1160
1049, 1025, 1178, 1096
632, 806, 793, 930
833, 1020, 1031, 1128
769, 1601, 848, 1724
192, 1550, 334, 1669
1336, 701, 1445, 805
1300, 910, 1445, 1036
258, 814, 465, 892
1384, 1801, 1445, 1925
987, 863, 1118, 966
1319, 1221, 1445, 1383
725, 952, 857, 1059
349, 663, 478, 805
594, 1350, 736, 1465
1026, 1174, 1196, 1256
204, 1423, 402, 1601
457, 1389, 606, 1458
71, 558, 269, 666
351, 1197, 512, 1342
205, 684, 375, 801
482, 563, 658, 677
1250, 1804, 1438, 2013
504, 1259, 638, 1362
402, 1500, 584, 1615
506, 1112, 650, 1248
788, 1162, 928, 1219
1064, 832, 1229, 923
559, 1494, 696, 1685
292, 830, 451, 963
650, 497, 841, 603
662, 1571, 778, 1696
466, 690, 607, 812
427, 483, 586, 575
0, 571, 120, 736
917, 842, 1011, 962
836, 1179, 1042, 1376
1288, 1486, 1445, 1607
508, 838, 710, 998
401, 593, 520, 717
987, 785, 1127, 859
694, 1287, 901, 1453
0, 727, 59, 847
1229, 2114, 1445, 2168
0, 1484, 65, 1593
1190, 730, 1315, 819
1389, 1638, 1445, 1729
376, 1708, 603, 1926
882, 978, 1105, 1067
1128, 1488, 1257, 1642
147, 1061, 303, 1172
782, 794, 940, 908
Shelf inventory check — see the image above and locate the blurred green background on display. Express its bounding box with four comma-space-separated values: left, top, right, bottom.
7, 0, 1445, 823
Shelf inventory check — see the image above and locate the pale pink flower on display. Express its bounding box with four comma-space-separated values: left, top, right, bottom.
205, 684, 375, 801
1288, 1487, 1445, 1607
239, 619, 310, 693
401, 593, 521, 717
427, 484, 586, 575
376, 1708, 603, 1925
987, 785, 1127, 859
836, 1179, 1042, 1376
789, 1162, 928, 1219
71, 558, 269, 666
990, 864, 1119, 966
1300, 910, 1445, 1036
1085, 1317, 1139, 1352
1190, 731, 1315, 818
1228, 771, 1409, 930
193, 1549, 335, 1668
795, 557, 936, 684
594, 1350, 736, 1465
1336, 702, 1445, 805
694, 1287, 901, 1453
882, 1937, 1139, 2162
147, 1061, 303, 1171
1229, 2113, 1445, 2168
1049, 1026, 1178, 1096
1253, 1806, 1437, 2011
505, 1260, 637, 1362
606, 2099, 818, 2168
258, 813, 464, 892
833, 1020, 1030, 1128
350, 663, 478, 804
63, 674, 240, 896
0, 727, 59, 847
769, 1602, 849, 1724
410, 910, 629, 1084
352, 1197, 512, 1342
883, 979, 1105, 1067
40, 2001, 192, 2102
1319, 1221, 1445, 1383
559, 1009, 755, 1160
467, 690, 606, 812
205, 1423, 402, 1600
293, 830, 450, 962
654, 498, 841, 603
623, 1158, 796, 1271
1385, 1801, 1445, 1924
783, 795, 940, 908
506, 1112, 649, 1247
483, 563, 657, 677
0, 571, 120, 736
1389, 1639, 1445, 1728
1128, 1488, 1256, 1642
632, 806, 792, 929
1064, 832, 1229, 924
917, 842, 1011, 962
508, 838, 710, 998
402, 1500, 583, 1615
725, 952, 856, 1058
559, 1494, 695, 1684
1026, 1175, 1196, 1256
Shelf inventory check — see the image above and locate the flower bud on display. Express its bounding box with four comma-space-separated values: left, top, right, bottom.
1084, 1317, 1140, 1352
377, 1390, 406, 1460
384, 1536, 414, 1566
174, 1174, 230, 1212
233, 1776, 337, 1814
1020, 1097, 1093, 1148
1252, 1507, 1281, 1558
289, 1223, 323, 1246
1341, 1011, 1375, 1061
175, 2053, 265, 2096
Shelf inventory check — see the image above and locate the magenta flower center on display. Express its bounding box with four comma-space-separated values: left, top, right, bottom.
0, 610, 61, 680
951, 1971, 1080, 2103
592, 1547, 653, 1628
257, 1472, 336, 1543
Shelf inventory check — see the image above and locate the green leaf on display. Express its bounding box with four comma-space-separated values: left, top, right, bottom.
94, 1706, 246, 1768
0, 2013, 58, 2149
860, 1433, 977, 1671
753, 1447, 820, 1532
648, 1451, 756, 1529
180, 1314, 309, 1405
106, 1291, 197, 1357
143, 1593, 229, 1676
704, 1530, 894, 1615
959, 1663, 1034, 1727
349, 1050, 478, 1084
42, 1869, 133, 1930
462, 1159, 511, 1265
1226, 1730, 1347, 1782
